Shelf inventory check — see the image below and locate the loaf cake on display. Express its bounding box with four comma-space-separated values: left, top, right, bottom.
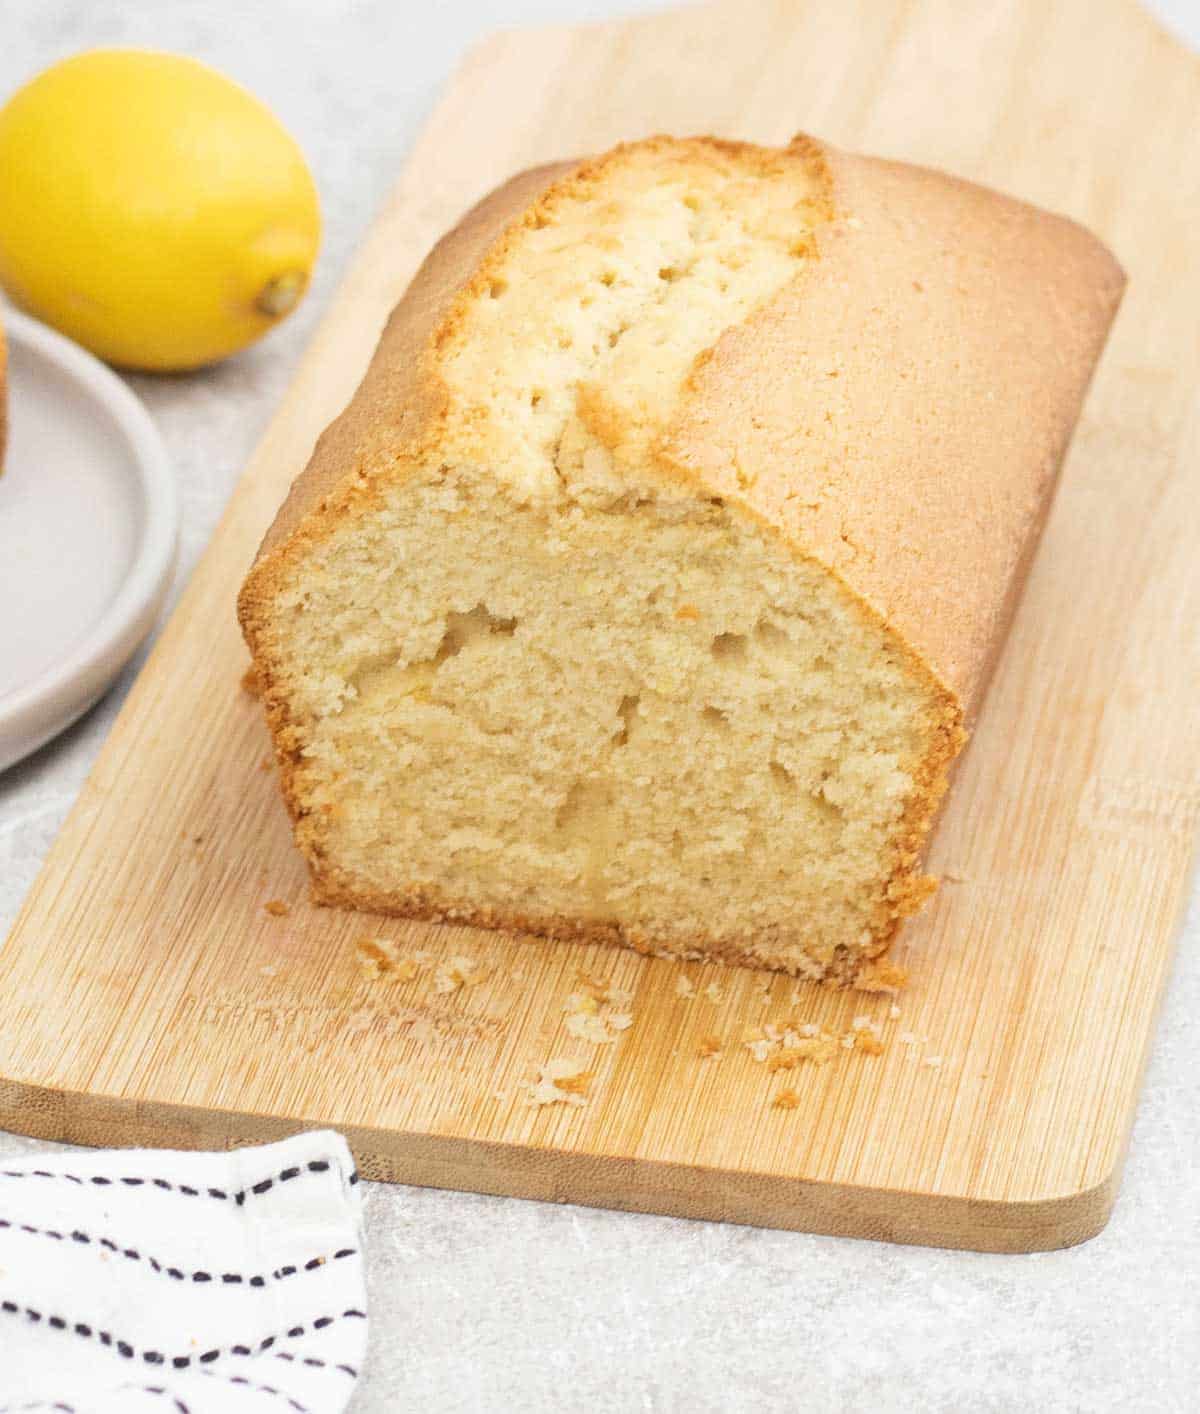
239, 134, 1123, 983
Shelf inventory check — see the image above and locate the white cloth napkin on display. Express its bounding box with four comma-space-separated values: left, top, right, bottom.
0, 1130, 367, 1413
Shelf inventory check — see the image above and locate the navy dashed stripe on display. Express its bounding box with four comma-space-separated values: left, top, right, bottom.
0, 1215, 355, 1286
0, 1403, 79, 1413
0, 1299, 366, 1369
126, 1390, 190, 1414
199, 1370, 309, 1412
0, 1159, 353, 1205
272, 1351, 359, 1377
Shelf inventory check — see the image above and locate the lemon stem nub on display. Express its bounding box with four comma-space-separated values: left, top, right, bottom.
257, 269, 306, 318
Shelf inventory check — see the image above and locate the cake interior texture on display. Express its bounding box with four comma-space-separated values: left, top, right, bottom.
246, 139, 967, 981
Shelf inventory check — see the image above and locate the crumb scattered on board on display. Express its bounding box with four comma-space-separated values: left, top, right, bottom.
241, 666, 261, 698
263, 899, 289, 918
671, 975, 733, 1006
765, 1035, 841, 1069
853, 959, 908, 994
697, 1034, 723, 1059
526, 1059, 593, 1108
744, 1022, 847, 1067
434, 956, 488, 995
355, 937, 421, 983
575, 973, 634, 1009
564, 975, 634, 1044
719, 982, 950, 1102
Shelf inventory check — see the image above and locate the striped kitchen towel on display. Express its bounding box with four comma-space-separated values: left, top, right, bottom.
0, 1130, 366, 1413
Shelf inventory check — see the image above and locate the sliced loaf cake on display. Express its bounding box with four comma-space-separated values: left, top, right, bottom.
239, 135, 1123, 982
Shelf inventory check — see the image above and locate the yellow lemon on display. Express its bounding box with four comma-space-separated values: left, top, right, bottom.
0, 50, 320, 371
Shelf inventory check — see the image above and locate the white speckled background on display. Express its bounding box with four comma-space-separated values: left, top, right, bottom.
2, 2, 1199, 1409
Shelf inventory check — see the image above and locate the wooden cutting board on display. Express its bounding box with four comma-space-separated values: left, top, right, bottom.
2, 0, 1197, 1253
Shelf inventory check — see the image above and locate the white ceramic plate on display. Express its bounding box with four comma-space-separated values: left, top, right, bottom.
0, 308, 177, 773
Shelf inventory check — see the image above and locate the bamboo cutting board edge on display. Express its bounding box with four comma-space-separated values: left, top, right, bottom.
1, 0, 1198, 1254
0, 1075, 1122, 1252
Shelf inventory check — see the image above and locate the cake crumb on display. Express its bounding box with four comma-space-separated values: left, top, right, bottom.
697, 1034, 723, 1059
674, 974, 696, 1000
888, 1003, 902, 1021
263, 899, 289, 917
434, 956, 486, 994
355, 936, 423, 983
356, 937, 393, 980
851, 1014, 873, 1031
855, 1032, 886, 1056
772, 1088, 801, 1110
565, 987, 634, 1044
854, 960, 908, 994
767, 1035, 838, 1069
258, 963, 279, 978
553, 1071, 592, 1096
241, 665, 261, 698
745, 1036, 775, 1064
527, 1058, 592, 1108
675, 603, 700, 621
565, 1012, 613, 1044
575, 973, 633, 1007
702, 982, 725, 1004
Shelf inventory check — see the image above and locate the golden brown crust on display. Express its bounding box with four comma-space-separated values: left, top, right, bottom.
665, 141, 1124, 717
251, 158, 579, 564
239, 133, 1124, 975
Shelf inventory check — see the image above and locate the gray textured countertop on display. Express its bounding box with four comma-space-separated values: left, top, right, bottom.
3, 3, 1199, 1409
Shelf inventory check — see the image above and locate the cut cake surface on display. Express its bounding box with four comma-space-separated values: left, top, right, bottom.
239, 134, 1123, 982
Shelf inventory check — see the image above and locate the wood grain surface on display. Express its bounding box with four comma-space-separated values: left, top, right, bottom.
2, 0, 1197, 1252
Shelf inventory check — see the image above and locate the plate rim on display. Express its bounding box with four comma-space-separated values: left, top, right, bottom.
0, 307, 177, 761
